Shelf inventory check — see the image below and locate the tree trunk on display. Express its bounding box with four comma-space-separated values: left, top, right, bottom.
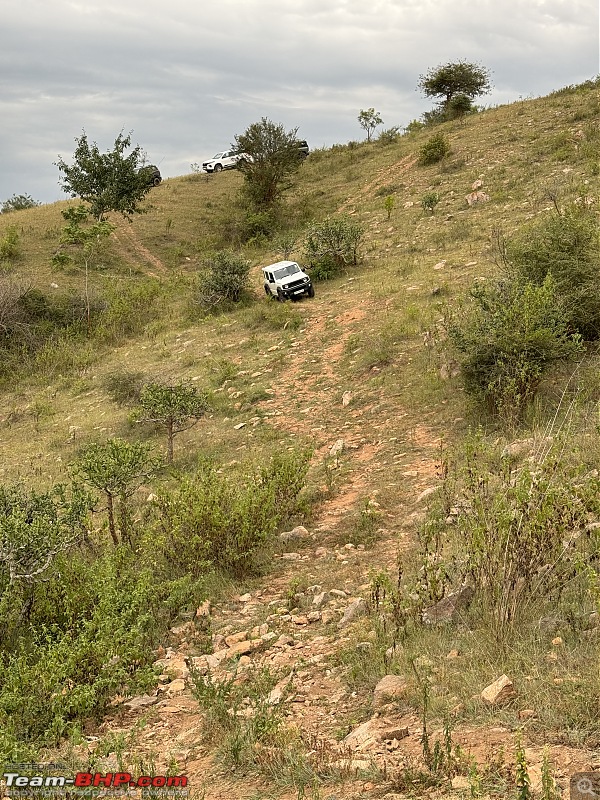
106, 491, 119, 546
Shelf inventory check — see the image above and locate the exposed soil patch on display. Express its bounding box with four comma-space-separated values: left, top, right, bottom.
111, 219, 167, 275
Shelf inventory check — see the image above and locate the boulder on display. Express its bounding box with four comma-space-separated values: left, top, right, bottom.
344, 718, 377, 750
373, 675, 408, 708
166, 678, 186, 696
124, 694, 158, 711
481, 674, 516, 707
422, 586, 474, 624
338, 598, 367, 628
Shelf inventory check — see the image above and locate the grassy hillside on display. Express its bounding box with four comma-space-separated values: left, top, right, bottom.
1, 78, 600, 794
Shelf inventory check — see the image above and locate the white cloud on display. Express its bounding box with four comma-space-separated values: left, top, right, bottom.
0, 0, 597, 202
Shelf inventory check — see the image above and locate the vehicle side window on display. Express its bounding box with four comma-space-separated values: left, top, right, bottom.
268, 273, 274, 282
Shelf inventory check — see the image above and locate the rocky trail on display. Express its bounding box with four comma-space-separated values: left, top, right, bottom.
67, 290, 599, 799
76, 528, 598, 800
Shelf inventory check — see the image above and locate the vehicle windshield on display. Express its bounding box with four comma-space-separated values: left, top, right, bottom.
212, 152, 224, 159
273, 264, 301, 279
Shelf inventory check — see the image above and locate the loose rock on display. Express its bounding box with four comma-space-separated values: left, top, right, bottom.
338, 598, 367, 628
373, 675, 408, 708
481, 674, 516, 707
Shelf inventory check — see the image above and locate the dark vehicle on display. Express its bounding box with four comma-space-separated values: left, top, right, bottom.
296, 140, 310, 159
140, 165, 162, 187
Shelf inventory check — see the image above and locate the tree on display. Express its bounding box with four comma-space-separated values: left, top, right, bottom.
418, 61, 491, 111
55, 131, 154, 221
1, 194, 40, 214
134, 381, 210, 464
0, 483, 92, 587
233, 118, 304, 209
357, 108, 383, 142
73, 438, 158, 545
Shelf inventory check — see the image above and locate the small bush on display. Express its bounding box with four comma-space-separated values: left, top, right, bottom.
150, 449, 311, 577
198, 250, 250, 306
421, 192, 440, 214
304, 216, 364, 281
1, 194, 40, 214
0, 227, 20, 261
102, 370, 146, 406
506, 206, 600, 340
447, 274, 583, 420
434, 435, 600, 640
377, 126, 402, 146
418, 133, 451, 166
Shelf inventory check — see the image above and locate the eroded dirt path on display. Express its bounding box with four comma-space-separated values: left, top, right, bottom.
111, 219, 167, 276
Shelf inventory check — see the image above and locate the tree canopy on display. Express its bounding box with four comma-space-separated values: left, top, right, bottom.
357, 108, 383, 142
135, 381, 210, 463
56, 131, 154, 220
233, 118, 304, 208
418, 61, 492, 108
73, 438, 158, 545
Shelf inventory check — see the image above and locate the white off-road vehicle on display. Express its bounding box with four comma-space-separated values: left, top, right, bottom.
202, 150, 250, 173
262, 260, 315, 301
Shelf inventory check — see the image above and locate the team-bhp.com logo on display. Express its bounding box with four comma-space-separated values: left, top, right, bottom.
3, 766, 188, 795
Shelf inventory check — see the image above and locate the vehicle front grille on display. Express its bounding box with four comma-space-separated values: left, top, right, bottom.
285, 279, 307, 291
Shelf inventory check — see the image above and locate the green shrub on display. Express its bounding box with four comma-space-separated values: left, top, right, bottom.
447, 274, 583, 420
198, 250, 250, 306
421, 192, 440, 214
506, 206, 600, 340
377, 126, 402, 145
150, 450, 311, 577
0, 549, 197, 759
418, 133, 451, 166
1, 194, 40, 214
304, 216, 364, 281
437, 435, 600, 640
0, 227, 20, 261
102, 370, 146, 406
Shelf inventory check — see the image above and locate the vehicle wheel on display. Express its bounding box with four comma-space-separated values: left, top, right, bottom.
277, 289, 285, 302
307, 285, 315, 298
214, 164, 223, 173
153, 176, 161, 186
264, 285, 276, 300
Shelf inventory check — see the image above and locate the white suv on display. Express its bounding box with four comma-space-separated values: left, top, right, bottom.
262, 261, 315, 301
202, 150, 248, 173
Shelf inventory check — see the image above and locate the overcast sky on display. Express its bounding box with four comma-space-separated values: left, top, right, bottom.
1, 0, 598, 205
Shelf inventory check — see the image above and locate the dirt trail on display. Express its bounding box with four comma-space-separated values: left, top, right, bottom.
65, 152, 599, 800
111, 220, 167, 276
339, 154, 418, 214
